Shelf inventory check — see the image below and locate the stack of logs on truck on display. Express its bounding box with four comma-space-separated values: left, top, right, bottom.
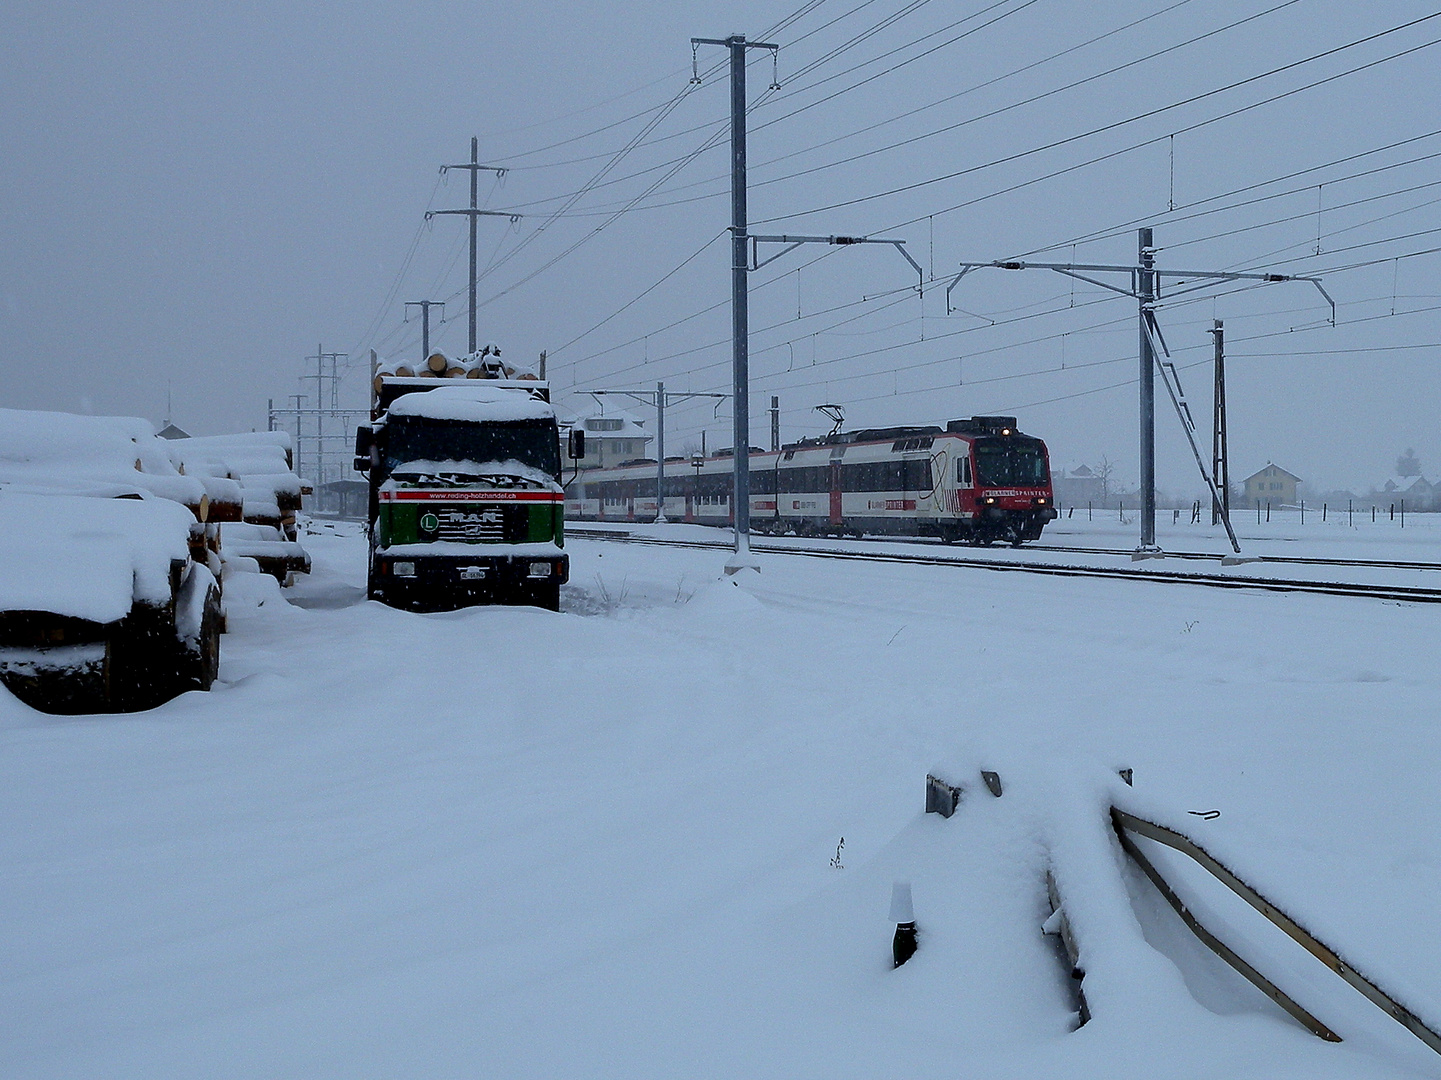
0, 409, 309, 713
370, 342, 536, 387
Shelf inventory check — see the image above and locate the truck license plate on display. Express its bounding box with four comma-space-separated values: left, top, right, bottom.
459, 566, 486, 580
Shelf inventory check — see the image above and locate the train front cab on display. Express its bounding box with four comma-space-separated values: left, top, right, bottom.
949, 417, 1057, 545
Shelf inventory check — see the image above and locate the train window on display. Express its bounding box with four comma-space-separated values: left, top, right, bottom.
785, 466, 826, 493
974, 438, 1048, 486
957, 457, 972, 485
891, 436, 936, 453
903, 459, 932, 491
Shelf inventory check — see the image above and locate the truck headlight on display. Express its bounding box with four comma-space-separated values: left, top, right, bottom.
393, 561, 416, 578
528, 561, 552, 579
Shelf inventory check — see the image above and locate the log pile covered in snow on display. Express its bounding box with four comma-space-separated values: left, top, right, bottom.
0, 409, 309, 712
164, 430, 305, 540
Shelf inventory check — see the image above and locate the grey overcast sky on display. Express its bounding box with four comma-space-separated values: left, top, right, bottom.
3, 0, 1439, 494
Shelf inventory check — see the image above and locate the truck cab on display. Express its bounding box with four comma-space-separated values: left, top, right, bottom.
356, 378, 570, 611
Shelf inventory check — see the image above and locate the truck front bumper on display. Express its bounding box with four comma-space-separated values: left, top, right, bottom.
372, 548, 569, 609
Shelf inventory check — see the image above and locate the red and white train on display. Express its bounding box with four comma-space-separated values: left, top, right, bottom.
565, 415, 1058, 546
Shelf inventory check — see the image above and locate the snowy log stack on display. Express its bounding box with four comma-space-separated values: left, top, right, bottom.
0, 408, 244, 713
164, 433, 311, 583
164, 431, 305, 540
372, 344, 540, 398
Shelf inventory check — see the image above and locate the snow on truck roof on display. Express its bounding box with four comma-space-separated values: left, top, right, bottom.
385, 384, 555, 424
0, 492, 194, 623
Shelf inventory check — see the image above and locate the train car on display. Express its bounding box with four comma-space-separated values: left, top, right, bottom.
566, 415, 1058, 546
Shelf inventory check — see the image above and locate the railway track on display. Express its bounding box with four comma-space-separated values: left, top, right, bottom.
568, 528, 1441, 604
1031, 541, 1441, 573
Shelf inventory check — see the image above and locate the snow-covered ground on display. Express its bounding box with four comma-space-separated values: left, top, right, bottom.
3, 522, 1440, 1078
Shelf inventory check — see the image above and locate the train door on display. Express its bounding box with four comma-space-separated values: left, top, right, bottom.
829, 447, 845, 527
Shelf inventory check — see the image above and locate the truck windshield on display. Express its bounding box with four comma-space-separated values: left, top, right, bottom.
973, 437, 1048, 487
384, 417, 561, 479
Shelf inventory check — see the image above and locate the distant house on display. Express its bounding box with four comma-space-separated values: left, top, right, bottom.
1051, 463, 1106, 506
156, 422, 191, 440
563, 406, 653, 470
1241, 463, 1301, 507
1373, 474, 1436, 511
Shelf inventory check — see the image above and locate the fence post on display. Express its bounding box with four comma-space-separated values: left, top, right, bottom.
1401, 499, 1405, 528
1323, 502, 1327, 523
1266, 501, 1271, 523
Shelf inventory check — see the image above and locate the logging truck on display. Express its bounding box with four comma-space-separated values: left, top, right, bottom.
355, 350, 580, 612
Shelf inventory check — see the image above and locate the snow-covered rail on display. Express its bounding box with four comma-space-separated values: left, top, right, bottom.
568, 529, 1441, 605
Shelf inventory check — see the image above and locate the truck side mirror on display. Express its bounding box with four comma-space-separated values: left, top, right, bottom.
567, 429, 586, 460
354, 426, 372, 473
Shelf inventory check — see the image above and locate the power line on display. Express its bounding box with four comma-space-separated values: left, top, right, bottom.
740, 0, 1301, 195
754, 14, 1441, 224
548, 230, 727, 357
477, 0, 829, 170
475, 0, 1040, 204
494, 0, 1053, 212
1021, 129, 1441, 258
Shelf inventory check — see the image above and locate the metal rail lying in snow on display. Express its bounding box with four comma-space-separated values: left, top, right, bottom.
1112, 809, 1441, 1057
566, 531, 1441, 605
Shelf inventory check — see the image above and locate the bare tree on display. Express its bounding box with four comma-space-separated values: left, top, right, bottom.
1397, 448, 1422, 477
1094, 455, 1117, 502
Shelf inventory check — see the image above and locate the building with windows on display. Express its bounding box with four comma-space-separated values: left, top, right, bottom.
1051, 462, 1105, 506
1373, 473, 1436, 511
1241, 463, 1301, 507
563, 407, 653, 470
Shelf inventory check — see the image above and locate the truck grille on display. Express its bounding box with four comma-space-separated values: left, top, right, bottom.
436, 506, 509, 542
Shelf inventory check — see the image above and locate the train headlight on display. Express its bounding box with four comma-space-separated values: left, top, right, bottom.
1036, 497, 1048, 505
982, 496, 997, 505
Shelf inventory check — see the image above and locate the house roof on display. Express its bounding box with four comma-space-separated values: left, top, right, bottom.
1241, 462, 1302, 484
1379, 474, 1432, 494
561, 406, 651, 441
